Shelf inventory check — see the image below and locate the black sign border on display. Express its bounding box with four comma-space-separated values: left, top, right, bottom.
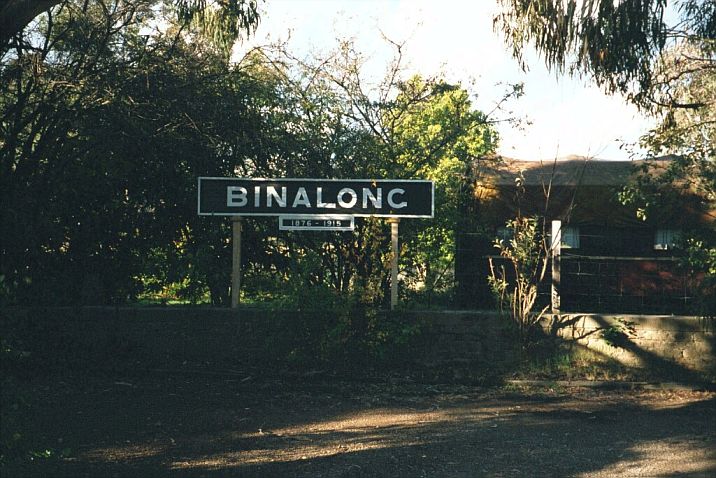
198, 177, 435, 218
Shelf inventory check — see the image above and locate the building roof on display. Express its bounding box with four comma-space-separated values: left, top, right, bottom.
470, 155, 711, 227
475, 155, 675, 187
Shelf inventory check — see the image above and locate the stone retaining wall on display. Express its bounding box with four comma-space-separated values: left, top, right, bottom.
1, 307, 713, 377
546, 313, 715, 375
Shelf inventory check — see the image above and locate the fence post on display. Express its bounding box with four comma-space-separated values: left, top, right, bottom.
551, 220, 561, 314
231, 217, 243, 309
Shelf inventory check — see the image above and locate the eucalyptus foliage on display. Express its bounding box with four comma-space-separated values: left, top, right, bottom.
0, 0, 260, 54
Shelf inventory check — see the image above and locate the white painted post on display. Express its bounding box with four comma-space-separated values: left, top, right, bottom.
389, 218, 400, 310
231, 217, 243, 309
551, 220, 561, 314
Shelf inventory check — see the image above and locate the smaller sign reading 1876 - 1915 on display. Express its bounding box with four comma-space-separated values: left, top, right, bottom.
279, 215, 354, 231
198, 178, 434, 218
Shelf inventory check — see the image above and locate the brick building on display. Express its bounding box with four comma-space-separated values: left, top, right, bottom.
455, 156, 714, 314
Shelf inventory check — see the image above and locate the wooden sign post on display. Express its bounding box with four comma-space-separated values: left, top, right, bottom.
388, 218, 400, 310
231, 216, 243, 309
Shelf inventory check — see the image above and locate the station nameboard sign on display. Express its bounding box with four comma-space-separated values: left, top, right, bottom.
198, 178, 434, 218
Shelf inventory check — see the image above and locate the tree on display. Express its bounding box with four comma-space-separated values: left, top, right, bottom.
0, 0, 60, 50
495, 1, 714, 108
0, 0, 260, 54
241, 39, 511, 306
0, 1, 266, 304
0, 3, 512, 307
387, 77, 500, 295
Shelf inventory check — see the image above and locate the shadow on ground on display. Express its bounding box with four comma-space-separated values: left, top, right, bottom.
2, 374, 714, 477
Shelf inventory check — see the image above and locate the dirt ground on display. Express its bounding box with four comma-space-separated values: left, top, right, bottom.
2, 372, 715, 478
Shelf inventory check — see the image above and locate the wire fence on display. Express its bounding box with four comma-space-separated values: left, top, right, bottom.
451, 229, 700, 315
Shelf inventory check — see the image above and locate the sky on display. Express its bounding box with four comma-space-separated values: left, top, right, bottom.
236, 0, 656, 161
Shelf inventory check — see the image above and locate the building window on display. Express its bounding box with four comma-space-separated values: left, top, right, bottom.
549, 225, 580, 249
654, 229, 680, 250
561, 226, 580, 249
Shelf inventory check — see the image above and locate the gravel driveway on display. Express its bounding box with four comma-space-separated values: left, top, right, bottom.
2, 374, 714, 477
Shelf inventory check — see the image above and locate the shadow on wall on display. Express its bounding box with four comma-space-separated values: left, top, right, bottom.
1, 307, 715, 385
546, 313, 716, 383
